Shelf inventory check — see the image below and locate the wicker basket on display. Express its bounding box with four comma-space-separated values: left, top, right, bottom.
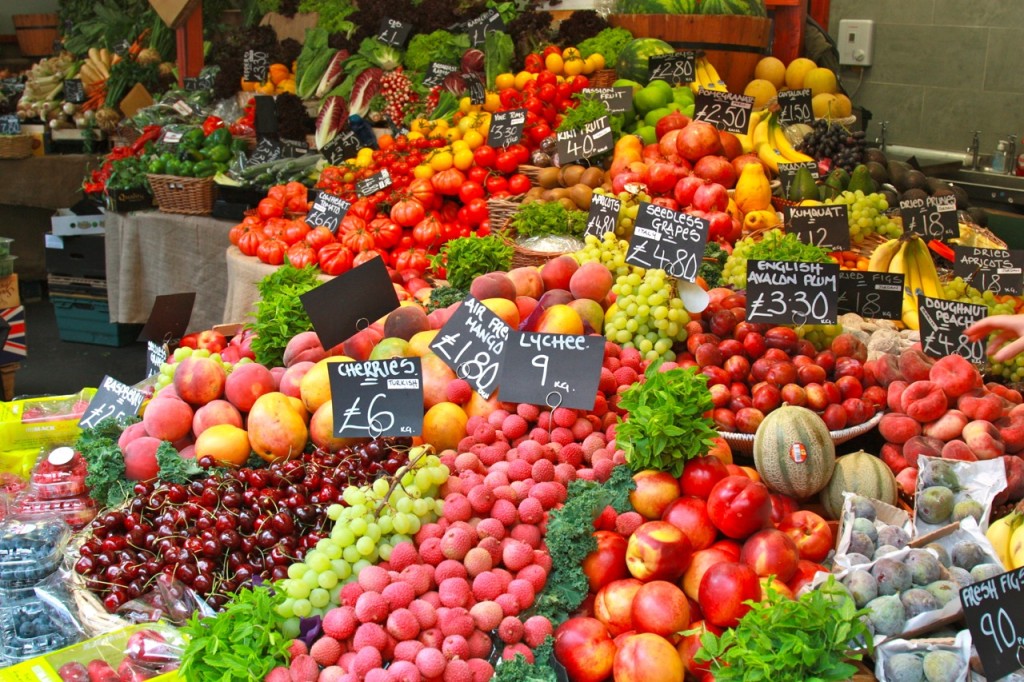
517, 165, 543, 184
503, 217, 578, 269
146, 174, 216, 215
589, 68, 617, 88
0, 134, 33, 160
487, 196, 524, 227
721, 410, 883, 455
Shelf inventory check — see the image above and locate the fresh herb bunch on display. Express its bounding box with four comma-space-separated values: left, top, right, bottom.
699, 240, 728, 288
247, 265, 322, 367
748, 229, 834, 263
512, 202, 588, 239
534, 465, 635, 625
426, 285, 467, 312
76, 417, 136, 508
556, 94, 608, 133
493, 636, 558, 682
155, 441, 203, 484
695, 577, 872, 682
577, 27, 633, 66
180, 585, 290, 681
617, 362, 717, 477
433, 235, 513, 291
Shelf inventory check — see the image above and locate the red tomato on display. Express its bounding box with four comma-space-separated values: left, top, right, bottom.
339, 215, 375, 252
524, 53, 543, 73
353, 249, 384, 267
257, 198, 284, 220
413, 214, 442, 249
266, 185, 287, 205
507, 173, 531, 195
392, 248, 430, 275
349, 198, 377, 221
485, 175, 509, 195
706, 475, 772, 540
391, 198, 426, 228
305, 225, 335, 251
228, 222, 250, 246
523, 97, 544, 116
409, 177, 437, 208
462, 198, 489, 226
431, 168, 466, 196
467, 165, 490, 184
317, 243, 354, 276
262, 217, 289, 240
368, 217, 401, 250
287, 241, 317, 269
458, 181, 485, 204
538, 83, 557, 103
499, 89, 522, 109
568, 75, 590, 92
495, 152, 519, 175
557, 83, 573, 101
473, 145, 497, 168
526, 122, 551, 145
237, 229, 266, 257
440, 220, 461, 241
282, 219, 310, 245
257, 238, 287, 265
537, 70, 557, 87
542, 45, 561, 58
508, 144, 530, 164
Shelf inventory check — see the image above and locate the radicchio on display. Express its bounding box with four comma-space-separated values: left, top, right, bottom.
349, 67, 383, 118
314, 51, 348, 99
315, 95, 348, 150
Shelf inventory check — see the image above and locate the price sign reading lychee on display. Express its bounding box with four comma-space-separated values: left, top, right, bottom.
306, 192, 351, 233
78, 376, 146, 429
918, 294, 987, 364
243, 50, 269, 83
954, 246, 1024, 295
586, 193, 621, 239
430, 296, 509, 399
0, 115, 21, 135
357, 169, 392, 197
787, 204, 850, 250
465, 9, 505, 47
746, 260, 839, 325
647, 52, 696, 86
961, 567, 1024, 680
556, 116, 614, 163
778, 88, 813, 125
837, 271, 904, 320
626, 201, 709, 282
423, 62, 459, 88
64, 78, 85, 104
899, 194, 958, 241
321, 130, 361, 165
329, 358, 423, 438
693, 88, 755, 134
486, 108, 526, 147
777, 161, 820, 196
377, 18, 413, 48
497, 332, 604, 410
583, 87, 633, 114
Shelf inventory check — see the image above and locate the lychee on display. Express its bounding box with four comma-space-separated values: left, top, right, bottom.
469, 600, 503, 631
386, 608, 421, 641
322, 606, 357, 641
498, 616, 524, 644
523, 615, 553, 648
440, 527, 475, 561
438, 577, 472, 608
517, 498, 545, 525
310, 637, 343, 667
442, 493, 473, 523
502, 540, 533, 572
442, 634, 470, 660
471, 571, 504, 602
351, 647, 382, 679
381, 580, 416, 610
352, 622, 388, 651
463, 547, 492, 577
354, 591, 388, 623
393, 639, 424, 662
288, 654, 319, 682
446, 379, 472, 404
415, 647, 447, 679
408, 599, 438, 630
357, 565, 391, 593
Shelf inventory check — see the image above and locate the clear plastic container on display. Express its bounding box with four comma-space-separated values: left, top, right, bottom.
0, 255, 15, 277
0, 598, 78, 662
0, 237, 11, 257
11, 495, 96, 531
0, 518, 70, 585
30, 447, 88, 500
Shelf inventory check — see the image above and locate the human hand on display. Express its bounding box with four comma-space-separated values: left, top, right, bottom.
964, 314, 1024, 363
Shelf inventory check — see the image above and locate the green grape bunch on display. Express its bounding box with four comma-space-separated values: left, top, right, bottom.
824, 190, 902, 246
605, 268, 690, 363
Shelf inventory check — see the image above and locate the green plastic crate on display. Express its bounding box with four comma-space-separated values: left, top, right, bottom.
50, 296, 143, 347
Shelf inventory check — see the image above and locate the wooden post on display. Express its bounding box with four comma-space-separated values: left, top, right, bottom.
765, 0, 806, 64
809, 0, 831, 28
175, 0, 203, 88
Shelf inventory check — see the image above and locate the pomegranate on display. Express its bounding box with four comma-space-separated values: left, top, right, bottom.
676, 121, 723, 162
693, 156, 738, 189
692, 182, 729, 212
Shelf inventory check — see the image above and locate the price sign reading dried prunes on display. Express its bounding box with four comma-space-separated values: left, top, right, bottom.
78, 376, 146, 429
64, 79, 85, 104
787, 203, 850, 250
377, 18, 413, 47
465, 9, 504, 47
486, 109, 525, 147
778, 161, 821, 196
778, 88, 813, 125
837, 271, 904, 320
243, 50, 270, 83
954, 246, 1024, 295
918, 295, 987, 364
746, 260, 839, 325
423, 62, 459, 88
497, 332, 604, 410
582, 87, 633, 114
693, 88, 755, 134
625, 202, 709, 282
647, 52, 696, 86
357, 169, 392, 197
306, 192, 351, 233
556, 116, 613, 163
430, 296, 509, 399
899, 194, 958, 241
586, 193, 621, 239
329, 359, 423, 438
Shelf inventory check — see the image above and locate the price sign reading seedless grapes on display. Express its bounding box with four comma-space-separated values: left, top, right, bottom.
625, 202, 709, 281
556, 116, 614, 163
486, 109, 526, 147
961, 567, 1024, 680
918, 295, 987, 364
430, 296, 509, 399
954, 246, 1024, 295
746, 260, 839, 325
778, 89, 813, 125
899, 194, 958, 241
586, 193, 621, 239
788, 204, 850, 250
837, 271, 904, 320
693, 88, 754, 134
647, 52, 695, 86
329, 358, 423, 438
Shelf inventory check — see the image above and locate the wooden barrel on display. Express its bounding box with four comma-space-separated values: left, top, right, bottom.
609, 14, 771, 93
12, 14, 60, 57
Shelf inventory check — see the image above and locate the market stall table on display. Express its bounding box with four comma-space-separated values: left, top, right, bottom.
224, 245, 332, 325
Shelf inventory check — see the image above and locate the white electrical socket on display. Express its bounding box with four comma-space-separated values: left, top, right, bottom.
838, 19, 874, 67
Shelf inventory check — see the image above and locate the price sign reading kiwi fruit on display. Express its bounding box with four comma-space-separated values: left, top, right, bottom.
423, 62, 459, 88
626, 202, 709, 282
918, 295, 987, 363
486, 109, 525, 147
377, 18, 413, 48
778, 89, 814, 125
746, 260, 839, 325
357, 169, 392, 197
954, 246, 1024, 295
583, 87, 633, 114
556, 116, 613, 163
497, 331, 604, 410
306, 192, 351, 234
693, 88, 754, 134
962, 567, 1024, 681
899, 195, 958, 241
837, 271, 904, 320
647, 52, 696, 86
329, 358, 423, 438
64, 79, 85, 104
787, 204, 850, 250
586, 193, 621, 239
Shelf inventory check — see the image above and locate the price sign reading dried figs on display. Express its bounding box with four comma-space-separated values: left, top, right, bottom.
79, 376, 146, 429
693, 88, 755, 134
899, 194, 958, 241
837, 271, 904, 320
243, 50, 270, 83
329, 358, 423, 438
582, 87, 633, 114
585, 193, 621, 239
787, 203, 850, 250
497, 331, 604, 410
778, 161, 821, 196
486, 108, 526, 147
746, 260, 839, 325
556, 116, 613, 163
305, 192, 351, 233
778, 88, 814, 125
625, 202, 709, 282
465, 9, 504, 47
377, 18, 413, 48
430, 296, 509, 399
918, 295, 987, 364
423, 62, 459, 88
953, 246, 1024, 296
357, 169, 392, 197
647, 52, 696, 86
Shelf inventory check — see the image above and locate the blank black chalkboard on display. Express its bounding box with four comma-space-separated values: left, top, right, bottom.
139, 292, 196, 344
430, 295, 510, 399
918, 294, 987, 363
301, 256, 400, 350
625, 201, 709, 282
329, 358, 423, 438
746, 260, 839, 325
961, 567, 1024, 681
78, 376, 146, 429
837, 271, 904, 320
496, 331, 604, 410
953, 245, 1024, 296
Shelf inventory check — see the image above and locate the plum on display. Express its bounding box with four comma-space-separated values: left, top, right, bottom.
917, 486, 954, 525
851, 495, 877, 521
871, 557, 912, 596
885, 652, 925, 682
852, 517, 878, 543
904, 549, 943, 586
866, 594, 907, 636
900, 588, 941, 618
952, 541, 988, 571
951, 498, 983, 524
947, 567, 974, 589
848, 530, 876, 558
971, 562, 1004, 582
924, 542, 951, 568
921, 650, 964, 682
844, 569, 878, 608
919, 460, 961, 491
878, 525, 910, 549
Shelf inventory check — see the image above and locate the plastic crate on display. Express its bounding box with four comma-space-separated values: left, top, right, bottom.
51, 296, 142, 347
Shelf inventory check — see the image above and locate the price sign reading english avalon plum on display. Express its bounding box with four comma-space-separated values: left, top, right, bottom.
329, 358, 423, 438
900, 194, 958, 241
496, 331, 604, 410
647, 52, 695, 86
954, 246, 1024, 296
556, 116, 613, 163
486, 109, 525, 147
79, 376, 146, 429
306, 192, 351, 233
918, 294, 987, 364
626, 202, 709, 282
582, 87, 632, 114
586, 193, 621, 239
778, 88, 813, 125
788, 203, 850, 250
746, 260, 839, 325
693, 88, 754, 134
837, 271, 904, 320
430, 296, 509, 399
377, 18, 413, 47
961, 567, 1024, 680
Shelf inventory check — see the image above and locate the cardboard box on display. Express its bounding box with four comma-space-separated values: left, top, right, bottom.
119, 83, 154, 118
45, 234, 106, 278
51, 208, 105, 237
0, 274, 18, 308
149, 0, 200, 29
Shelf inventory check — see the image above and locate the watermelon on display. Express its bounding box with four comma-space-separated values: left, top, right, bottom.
752, 404, 835, 499
615, 39, 676, 84
702, 0, 767, 16
820, 450, 899, 519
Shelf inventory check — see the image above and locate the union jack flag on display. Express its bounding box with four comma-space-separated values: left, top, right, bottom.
0, 306, 25, 365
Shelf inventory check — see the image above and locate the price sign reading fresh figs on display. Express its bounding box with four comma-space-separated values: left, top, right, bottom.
787, 203, 850, 250
423, 62, 459, 88
962, 567, 1024, 681
78, 376, 146, 429
357, 169, 392, 197
954, 246, 1024, 296
918, 294, 987, 363
243, 50, 269, 83
746, 260, 839, 325
430, 296, 509, 399
486, 108, 526, 147
306, 192, 351, 233
837, 271, 904, 320
626, 202, 709, 282
583, 87, 633, 114
556, 116, 614, 163
64, 79, 85, 104
778, 161, 820, 196
497, 331, 604, 410
647, 52, 696, 86
329, 358, 423, 438
778, 88, 814, 125
899, 194, 958, 241
693, 88, 755, 134
586, 193, 621, 239
321, 130, 360, 165
465, 9, 504, 47
377, 18, 413, 47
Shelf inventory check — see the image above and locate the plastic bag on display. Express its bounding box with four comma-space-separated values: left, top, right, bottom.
117, 573, 215, 626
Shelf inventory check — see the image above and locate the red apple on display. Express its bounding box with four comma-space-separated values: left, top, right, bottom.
554, 617, 617, 682
582, 530, 630, 593
739, 528, 800, 582
698, 561, 762, 628
777, 510, 833, 563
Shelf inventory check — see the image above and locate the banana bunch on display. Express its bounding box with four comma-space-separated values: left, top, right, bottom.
753, 112, 816, 173
987, 511, 1023, 569
868, 233, 943, 329
690, 56, 728, 93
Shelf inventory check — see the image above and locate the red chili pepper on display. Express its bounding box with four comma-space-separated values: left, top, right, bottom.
130, 125, 162, 154
202, 115, 225, 136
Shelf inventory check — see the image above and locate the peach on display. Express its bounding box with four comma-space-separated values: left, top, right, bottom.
887, 381, 908, 413
988, 382, 1023, 405
481, 297, 520, 329
962, 420, 1005, 460
629, 581, 691, 639
831, 333, 867, 362
173, 356, 227, 406
997, 415, 1024, 454
568, 299, 605, 334
957, 389, 1003, 423
896, 467, 918, 495
930, 354, 982, 398
278, 361, 314, 399
192, 399, 243, 438
569, 261, 614, 302
871, 353, 904, 388
383, 305, 431, 341
534, 304, 584, 335
613, 633, 685, 682
878, 413, 922, 444
421, 352, 458, 409
998, 455, 1024, 504
923, 409, 968, 442
224, 362, 275, 412
123, 437, 162, 481
507, 267, 544, 299
941, 439, 977, 462
117, 422, 149, 451
247, 392, 308, 462
340, 326, 383, 362
594, 579, 643, 636
625, 521, 693, 582
309, 400, 367, 452
682, 547, 733, 602
900, 381, 949, 423
540, 255, 580, 292
427, 306, 456, 330
630, 471, 682, 520
141, 397, 194, 442
903, 435, 944, 467
469, 272, 517, 302
282, 330, 326, 367
898, 348, 936, 382
880, 442, 910, 474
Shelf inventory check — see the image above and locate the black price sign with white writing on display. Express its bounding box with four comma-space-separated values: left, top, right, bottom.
243, 50, 269, 83
184, 72, 216, 91
321, 130, 361, 164
648, 52, 696, 86
301, 256, 400, 349
281, 138, 310, 158
78, 376, 146, 429
556, 116, 614, 163
788, 204, 850, 250
248, 137, 282, 166
693, 88, 755, 134
496, 332, 604, 410
64, 78, 85, 104
0, 78, 24, 94
918, 294, 987, 364
778, 88, 813, 125
954, 245, 1024, 295
465, 9, 504, 47
487, 108, 525, 147
583, 87, 633, 114
0, 115, 21, 135
626, 201, 709, 281
377, 18, 413, 47
423, 62, 459, 88
899, 194, 958, 241
586, 193, 621, 239
430, 296, 509, 399
837, 271, 904, 320
357, 169, 392, 197
746, 260, 839, 325
113, 39, 130, 57
778, 161, 820, 195
146, 341, 168, 379
961, 567, 1024, 680
329, 358, 423, 438
465, 74, 485, 105
306, 192, 351, 233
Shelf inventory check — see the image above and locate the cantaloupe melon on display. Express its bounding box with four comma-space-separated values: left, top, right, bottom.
752, 405, 835, 499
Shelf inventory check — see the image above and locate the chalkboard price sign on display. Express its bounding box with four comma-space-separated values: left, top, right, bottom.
961, 567, 1024, 681
464, 74, 485, 105
243, 50, 270, 83
486, 109, 526, 147
465, 10, 504, 47
787, 203, 850, 250
953, 245, 1024, 296
145, 341, 168, 379
329, 358, 423, 438
0, 115, 21, 135
918, 294, 987, 363
423, 62, 459, 88
582, 87, 633, 114
64, 78, 86, 104
693, 88, 755, 134
248, 137, 283, 166
837, 271, 904, 320
556, 116, 614, 163
357, 169, 392, 197
79, 376, 146, 429
647, 52, 696, 86
778, 88, 814, 125
496, 331, 604, 410
184, 72, 216, 91
899, 194, 958, 241
377, 18, 413, 47
778, 161, 820, 196
625, 201, 709, 282
321, 130, 361, 165
113, 39, 131, 57
430, 296, 509, 399
301, 256, 400, 350
746, 260, 839, 325
586, 193, 621, 239
306, 192, 352, 233
0, 78, 24, 95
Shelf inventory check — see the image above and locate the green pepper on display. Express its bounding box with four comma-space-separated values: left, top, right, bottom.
181, 128, 205, 148
205, 144, 232, 164
147, 158, 166, 174
204, 128, 231, 148
164, 158, 183, 176
178, 161, 195, 177
231, 138, 249, 154
193, 161, 216, 177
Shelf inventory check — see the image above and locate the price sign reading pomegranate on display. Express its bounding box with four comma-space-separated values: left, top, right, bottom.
693, 88, 754, 134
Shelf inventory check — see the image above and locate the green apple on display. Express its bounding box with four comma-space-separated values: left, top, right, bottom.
636, 125, 658, 146
643, 107, 672, 127
634, 85, 672, 116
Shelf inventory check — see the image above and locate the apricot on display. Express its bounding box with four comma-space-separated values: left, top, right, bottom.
422, 401, 468, 451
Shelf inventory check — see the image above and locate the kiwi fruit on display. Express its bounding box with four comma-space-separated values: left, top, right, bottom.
568, 184, 593, 210
559, 164, 586, 188
558, 197, 577, 212
580, 166, 605, 189
537, 167, 561, 189
547, 188, 570, 201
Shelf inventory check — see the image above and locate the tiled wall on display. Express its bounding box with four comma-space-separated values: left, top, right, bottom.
828, 0, 1024, 153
